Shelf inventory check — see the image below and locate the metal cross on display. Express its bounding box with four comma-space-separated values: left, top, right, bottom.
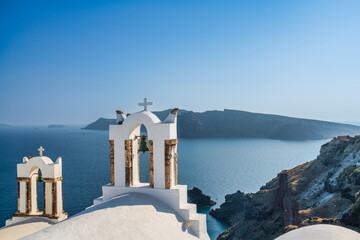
38, 146, 45, 157
138, 98, 153, 110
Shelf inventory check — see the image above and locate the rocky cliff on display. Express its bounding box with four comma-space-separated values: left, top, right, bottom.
210, 135, 360, 240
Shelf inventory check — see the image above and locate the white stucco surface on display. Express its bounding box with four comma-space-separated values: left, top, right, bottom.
17, 156, 62, 179
275, 224, 360, 240
95, 184, 208, 239
24, 193, 199, 240
0, 218, 54, 240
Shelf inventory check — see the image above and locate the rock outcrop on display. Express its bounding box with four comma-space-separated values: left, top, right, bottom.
210, 135, 360, 240
188, 187, 216, 209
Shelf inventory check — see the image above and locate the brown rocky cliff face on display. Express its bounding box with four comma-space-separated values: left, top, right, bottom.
276, 172, 299, 227
211, 135, 360, 240
275, 172, 288, 209
210, 172, 293, 240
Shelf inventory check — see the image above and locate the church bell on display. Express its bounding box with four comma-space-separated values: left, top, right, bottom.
138, 135, 149, 153
37, 172, 43, 183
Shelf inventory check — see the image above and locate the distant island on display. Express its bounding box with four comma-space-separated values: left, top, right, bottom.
0, 123, 10, 128
83, 109, 360, 141
48, 124, 68, 128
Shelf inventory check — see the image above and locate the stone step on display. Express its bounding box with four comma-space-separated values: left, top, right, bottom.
189, 213, 209, 240
176, 185, 189, 209
178, 203, 197, 220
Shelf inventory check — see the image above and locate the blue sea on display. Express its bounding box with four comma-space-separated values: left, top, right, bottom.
0, 126, 327, 239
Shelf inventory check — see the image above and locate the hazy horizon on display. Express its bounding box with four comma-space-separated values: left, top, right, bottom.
1, 108, 360, 127
1, 0, 360, 125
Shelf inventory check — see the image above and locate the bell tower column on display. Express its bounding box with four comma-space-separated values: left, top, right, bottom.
52, 181, 57, 217
55, 178, 64, 216
174, 153, 178, 185
109, 140, 115, 186
16, 177, 29, 214
30, 173, 38, 213
132, 138, 140, 185
164, 139, 178, 189
149, 140, 154, 188
43, 179, 53, 216
125, 139, 133, 186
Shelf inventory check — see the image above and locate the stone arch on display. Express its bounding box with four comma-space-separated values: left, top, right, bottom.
21, 156, 54, 178
123, 110, 161, 140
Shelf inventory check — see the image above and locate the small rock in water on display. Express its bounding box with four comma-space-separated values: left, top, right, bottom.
188, 187, 216, 209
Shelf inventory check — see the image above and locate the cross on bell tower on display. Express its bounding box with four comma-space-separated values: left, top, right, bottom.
38, 146, 45, 157
138, 98, 153, 111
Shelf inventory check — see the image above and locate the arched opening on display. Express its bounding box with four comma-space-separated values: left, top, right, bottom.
126, 122, 154, 187
29, 167, 45, 215
37, 169, 44, 212
138, 124, 149, 183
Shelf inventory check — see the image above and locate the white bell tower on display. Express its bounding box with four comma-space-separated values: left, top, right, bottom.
6, 147, 68, 226
93, 99, 209, 240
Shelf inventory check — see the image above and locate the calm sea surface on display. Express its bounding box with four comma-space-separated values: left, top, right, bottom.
0, 126, 327, 239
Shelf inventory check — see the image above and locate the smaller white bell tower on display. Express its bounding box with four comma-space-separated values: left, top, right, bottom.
6, 147, 68, 226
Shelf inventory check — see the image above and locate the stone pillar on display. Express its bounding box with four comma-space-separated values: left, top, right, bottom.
131, 138, 139, 185
43, 182, 46, 214
109, 140, 115, 186
149, 140, 154, 188
52, 182, 57, 217
26, 180, 31, 213
164, 139, 178, 189
16, 177, 29, 214
125, 139, 133, 186
30, 174, 37, 213
56, 180, 63, 215
43, 177, 63, 217
137, 138, 140, 183
44, 181, 53, 216
174, 153, 178, 185
17, 181, 20, 213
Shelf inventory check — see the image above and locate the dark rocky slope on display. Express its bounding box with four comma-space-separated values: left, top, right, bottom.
188, 187, 216, 209
83, 109, 360, 140
82, 117, 116, 130
210, 135, 360, 240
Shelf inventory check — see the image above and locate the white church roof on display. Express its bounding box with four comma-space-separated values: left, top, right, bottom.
0, 218, 54, 240
275, 224, 360, 240
22, 193, 198, 240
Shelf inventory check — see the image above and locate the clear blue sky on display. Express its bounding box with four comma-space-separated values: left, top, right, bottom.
0, 0, 359, 125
